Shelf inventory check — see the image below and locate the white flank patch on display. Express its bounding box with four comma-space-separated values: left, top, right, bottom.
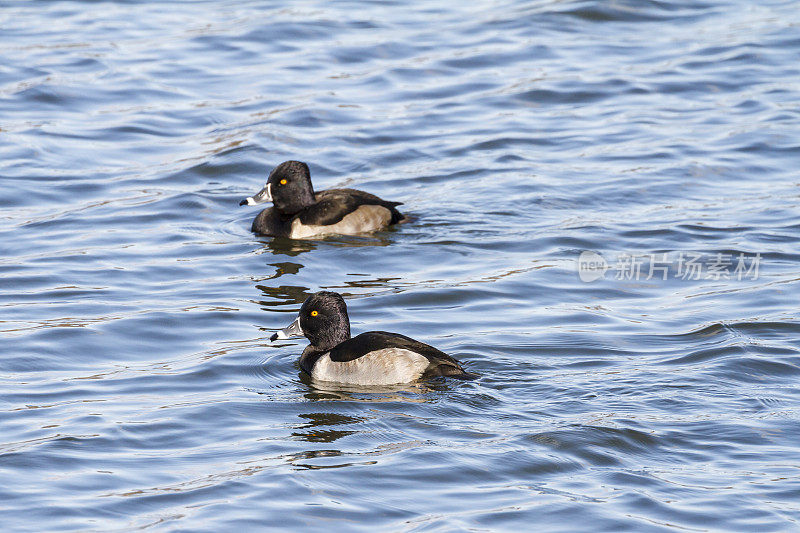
311, 348, 430, 385
289, 205, 392, 239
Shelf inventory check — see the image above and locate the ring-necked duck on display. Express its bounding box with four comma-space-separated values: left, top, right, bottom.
240, 161, 405, 238
270, 291, 477, 385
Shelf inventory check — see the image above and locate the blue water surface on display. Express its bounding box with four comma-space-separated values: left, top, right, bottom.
2, 0, 800, 530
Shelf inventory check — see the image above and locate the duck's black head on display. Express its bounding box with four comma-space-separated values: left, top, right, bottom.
268, 161, 315, 214
240, 160, 316, 215
271, 291, 352, 351
298, 291, 351, 351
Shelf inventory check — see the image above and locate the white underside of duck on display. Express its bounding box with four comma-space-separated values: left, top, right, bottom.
289, 205, 392, 239
310, 348, 430, 385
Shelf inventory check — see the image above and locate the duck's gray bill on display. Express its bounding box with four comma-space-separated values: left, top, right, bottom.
270, 316, 302, 342
240, 183, 272, 206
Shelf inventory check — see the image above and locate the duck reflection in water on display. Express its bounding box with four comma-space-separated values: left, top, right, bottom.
289, 382, 443, 446
291, 412, 363, 444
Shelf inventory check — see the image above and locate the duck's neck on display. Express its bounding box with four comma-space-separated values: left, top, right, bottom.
299, 326, 350, 374
299, 346, 326, 375
307, 316, 350, 353
273, 185, 316, 216
297, 188, 316, 209
312, 329, 350, 353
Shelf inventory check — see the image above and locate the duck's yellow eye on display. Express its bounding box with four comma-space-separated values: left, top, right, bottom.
310, 310, 318, 317
280, 179, 287, 185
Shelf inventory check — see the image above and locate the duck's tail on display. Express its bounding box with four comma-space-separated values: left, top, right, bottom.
383, 201, 405, 224
424, 362, 479, 380
445, 369, 480, 380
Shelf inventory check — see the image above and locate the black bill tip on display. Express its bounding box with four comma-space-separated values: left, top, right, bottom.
239, 198, 248, 206
269, 333, 278, 342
